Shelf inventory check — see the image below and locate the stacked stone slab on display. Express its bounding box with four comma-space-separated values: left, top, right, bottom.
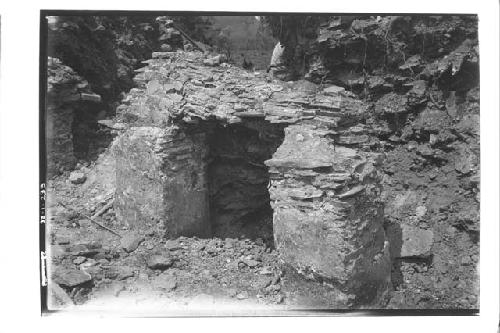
113, 50, 391, 305
265, 125, 391, 305
113, 125, 211, 237
46, 57, 102, 177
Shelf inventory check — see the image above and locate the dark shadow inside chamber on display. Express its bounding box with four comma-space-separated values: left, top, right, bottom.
206, 119, 285, 246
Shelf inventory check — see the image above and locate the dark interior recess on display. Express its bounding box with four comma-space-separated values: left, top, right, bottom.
206, 119, 286, 245
72, 101, 115, 162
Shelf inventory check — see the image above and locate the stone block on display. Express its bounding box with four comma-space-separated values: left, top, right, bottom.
399, 224, 434, 258
112, 126, 211, 237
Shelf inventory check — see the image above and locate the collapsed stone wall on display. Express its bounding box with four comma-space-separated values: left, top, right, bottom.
46, 57, 102, 177
47, 15, 211, 118
268, 15, 479, 308
47, 16, 160, 114
112, 51, 392, 305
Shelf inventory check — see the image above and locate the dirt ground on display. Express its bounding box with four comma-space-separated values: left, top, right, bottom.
46, 148, 356, 314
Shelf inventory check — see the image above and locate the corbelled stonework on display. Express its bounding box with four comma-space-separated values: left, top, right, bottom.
112, 50, 391, 305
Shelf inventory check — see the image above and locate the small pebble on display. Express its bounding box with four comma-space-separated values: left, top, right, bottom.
236, 291, 249, 300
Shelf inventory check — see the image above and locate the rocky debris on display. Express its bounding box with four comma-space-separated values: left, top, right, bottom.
67, 242, 102, 257
374, 93, 408, 115
47, 58, 97, 104
203, 54, 227, 66
161, 44, 173, 52
56, 237, 70, 245
120, 233, 144, 253
399, 224, 434, 258
227, 288, 238, 298
98, 120, 127, 130
80, 93, 101, 103
69, 171, 87, 184
154, 272, 178, 291
70, 241, 103, 255
110, 284, 126, 297
254, 276, 273, 290
49, 282, 74, 308
147, 253, 176, 270
241, 258, 260, 268
236, 290, 249, 300
52, 267, 92, 288
399, 54, 424, 74
452, 209, 479, 233
164, 239, 183, 251
259, 266, 274, 275
118, 268, 134, 280
81, 264, 104, 281
156, 17, 183, 50
73, 256, 86, 265
46, 57, 103, 177
103, 267, 120, 280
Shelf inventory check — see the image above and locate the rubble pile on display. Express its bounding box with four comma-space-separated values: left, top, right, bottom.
48, 227, 289, 308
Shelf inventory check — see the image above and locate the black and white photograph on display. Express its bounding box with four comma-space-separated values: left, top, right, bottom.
0, 2, 499, 331
41, 12, 482, 314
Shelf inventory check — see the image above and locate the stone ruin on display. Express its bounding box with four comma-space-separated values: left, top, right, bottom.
111, 51, 393, 305
46, 57, 102, 176
45, 15, 480, 310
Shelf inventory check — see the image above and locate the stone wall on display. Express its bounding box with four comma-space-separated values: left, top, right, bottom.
266, 124, 390, 304
46, 57, 102, 177
113, 125, 211, 237
113, 50, 392, 305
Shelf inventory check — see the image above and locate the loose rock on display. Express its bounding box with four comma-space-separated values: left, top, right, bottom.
72, 256, 86, 265
155, 273, 177, 291
165, 239, 182, 251
236, 291, 249, 300
120, 233, 144, 253
49, 282, 74, 307
69, 171, 86, 184
399, 224, 434, 258
259, 266, 274, 275
52, 267, 92, 288
117, 267, 135, 280
147, 254, 175, 270
242, 258, 260, 268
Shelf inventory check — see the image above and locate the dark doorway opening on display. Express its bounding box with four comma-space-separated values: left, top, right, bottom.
206, 119, 285, 246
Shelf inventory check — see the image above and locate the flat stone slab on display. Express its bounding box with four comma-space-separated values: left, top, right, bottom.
120, 233, 144, 253
69, 171, 86, 184
52, 267, 92, 288
49, 282, 74, 308
399, 224, 434, 258
147, 254, 175, 270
